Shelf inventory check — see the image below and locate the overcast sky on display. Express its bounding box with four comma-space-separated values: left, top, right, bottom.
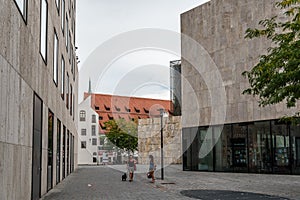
76, 0, 209, 101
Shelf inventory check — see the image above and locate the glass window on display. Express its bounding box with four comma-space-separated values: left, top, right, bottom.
66, 16, 68, 50
47, 110, 54, 191
79, 110, 86, 121
81, 141, 86, 149
66, 73, 69, 109
62, 125, 66, 179
81, 129, 86, 136
197, 128, 214, 171
232, 124, 248, 172
73, 19, 75, 43
248, 121, 272, 173
92, 138, 97, 146
182, 127, 199, 171
53, 30, 58, 85
291, 125, 300, 174
55, 0, 60, 12
73, 94, 75, 121
271, 121, 290, 174
61, 0, 65, 33
92, 125, 96, 136
14, 0, 27, 20
61, 56, 65, 99
70, 85, 72, 115
92, 115, 96, 123
40, 0, 48, 62
215, 125, 233, 172
56, 119, 61, 184
68, 34, 72, 62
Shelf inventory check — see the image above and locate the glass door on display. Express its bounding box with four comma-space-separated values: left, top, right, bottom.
232, 124, 248, 172
272, 121, 290, 174
248, 121, 272, 173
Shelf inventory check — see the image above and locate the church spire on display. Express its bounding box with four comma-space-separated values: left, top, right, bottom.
88, 78, 92, 94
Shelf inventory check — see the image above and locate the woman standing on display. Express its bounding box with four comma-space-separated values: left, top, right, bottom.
127, 155, 136, 182
148, 155, 156, 183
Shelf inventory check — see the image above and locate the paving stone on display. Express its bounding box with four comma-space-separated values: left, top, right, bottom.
40, 165, 300, 200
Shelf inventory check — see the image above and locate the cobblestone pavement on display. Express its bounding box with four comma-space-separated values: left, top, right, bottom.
40, 166, 186, 200
147, 165, 300, 200
41, 165, 300, 200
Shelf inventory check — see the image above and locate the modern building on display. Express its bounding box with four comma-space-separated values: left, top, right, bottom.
78, 95, 100, 165
0, 0, 78, 199
181, 0, 300, 174
170, 60, 182, 116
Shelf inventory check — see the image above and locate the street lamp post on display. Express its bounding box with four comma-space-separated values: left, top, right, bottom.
158, 108, 168, 180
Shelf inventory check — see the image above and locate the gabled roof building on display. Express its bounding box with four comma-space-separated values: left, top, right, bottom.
84, 93, 172, 130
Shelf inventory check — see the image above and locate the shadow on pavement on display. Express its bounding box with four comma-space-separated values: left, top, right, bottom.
180, 190, 290, 200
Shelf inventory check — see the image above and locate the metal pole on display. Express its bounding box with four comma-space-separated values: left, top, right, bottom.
160, 111, 164, 180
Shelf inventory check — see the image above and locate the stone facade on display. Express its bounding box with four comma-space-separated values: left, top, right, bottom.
0, 0, 78, 199
181, 0, 300, 127
138, 116, 182, 165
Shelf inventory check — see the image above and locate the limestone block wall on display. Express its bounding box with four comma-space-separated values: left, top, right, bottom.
0, 0, 78, 199
181, 0, 300, 127
138, 116, 182, 165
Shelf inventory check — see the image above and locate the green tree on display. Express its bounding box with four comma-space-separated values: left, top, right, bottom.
242, 0, 300, 122
104, 119, 138, 153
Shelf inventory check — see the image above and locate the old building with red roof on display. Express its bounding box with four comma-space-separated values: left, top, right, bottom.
83, 93, 172, 131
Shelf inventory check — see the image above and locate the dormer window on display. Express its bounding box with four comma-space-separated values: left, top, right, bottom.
125, 106, 131, 112
104, 105, 110, 111
115, 106, 121, 112
144, 108, 149, 113
95, 105, 99, 110
134, 107, 140, 113
108, 114, 113, 120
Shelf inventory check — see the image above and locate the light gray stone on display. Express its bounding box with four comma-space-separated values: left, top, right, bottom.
138, 116, 182, 165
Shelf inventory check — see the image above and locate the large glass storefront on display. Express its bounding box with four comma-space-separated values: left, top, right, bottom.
183, 120, 300, 174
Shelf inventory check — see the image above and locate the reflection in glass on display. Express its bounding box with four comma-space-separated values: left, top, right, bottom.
272, 121, 290, 174
53, 31, 58, 84
15, 0, 27, 17
198, 128, 214, 171
40, 0, 48, 61
248, 121, 272, 173
61, 56, 65, 98
291, 125, 300, 173
215, 125, 232, 171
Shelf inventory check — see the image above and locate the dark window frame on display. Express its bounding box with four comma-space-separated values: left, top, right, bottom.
13, 0, 28, 23
61, 0, 65, 34
47, 110, 54, 191
39, 0, 48, 64
53, 29, 59, 86
61, 55, 65, 99
91, 125, 96, 136
81, 129, 86, 136
79, 110, 86, 121
92, 115, 96, 123
81, 141, 86, 149
55, 0, 60, 14
56, 119, 61, 184
92, 138, 97, 146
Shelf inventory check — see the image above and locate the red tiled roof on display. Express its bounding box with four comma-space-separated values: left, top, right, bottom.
84, 93, 172, 133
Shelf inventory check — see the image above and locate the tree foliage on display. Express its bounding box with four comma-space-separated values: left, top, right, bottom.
242, 0, 300, 116
104, 119, 138, 153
